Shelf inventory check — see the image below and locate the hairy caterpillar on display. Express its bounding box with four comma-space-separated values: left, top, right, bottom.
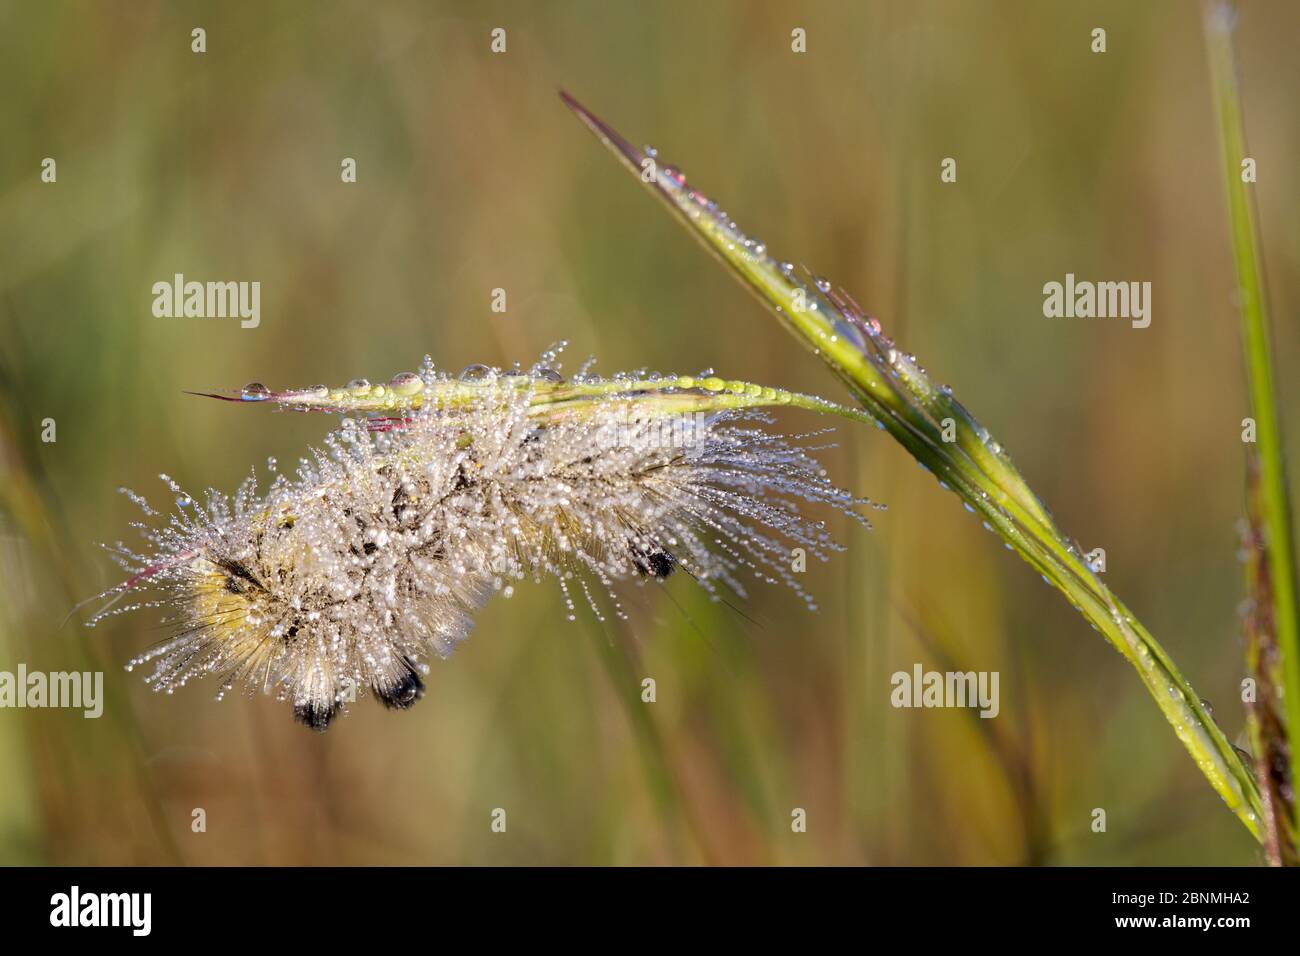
94, 360, 879, 731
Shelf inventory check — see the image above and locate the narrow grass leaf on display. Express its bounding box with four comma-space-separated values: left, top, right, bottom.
1204, 0, 1300, 841
562, 90, 1265, 838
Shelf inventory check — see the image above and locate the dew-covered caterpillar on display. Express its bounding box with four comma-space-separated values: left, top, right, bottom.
95, 357, 880, 731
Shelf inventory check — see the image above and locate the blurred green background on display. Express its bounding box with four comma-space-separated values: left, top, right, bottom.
2, 0, 1298, 865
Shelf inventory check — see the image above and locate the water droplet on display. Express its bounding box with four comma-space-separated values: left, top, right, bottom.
389, 371, 424, 396
814, 277, 832, 293
176, 494, 193, 508
534, 367, 563, 384
459, 364, 494, 383
345, 378, 371, 393
241, 382, 269, 401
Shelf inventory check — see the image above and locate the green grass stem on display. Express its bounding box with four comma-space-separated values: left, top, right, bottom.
562, 89, 1265, 840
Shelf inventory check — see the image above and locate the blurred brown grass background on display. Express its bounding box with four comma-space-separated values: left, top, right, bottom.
1, 0, 1298, 864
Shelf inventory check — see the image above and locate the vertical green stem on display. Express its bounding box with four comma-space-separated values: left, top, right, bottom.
1203, 0, 1300, 825
564, 86, 1266, 840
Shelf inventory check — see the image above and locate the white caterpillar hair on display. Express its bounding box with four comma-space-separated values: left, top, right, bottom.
94, 361, 878, 731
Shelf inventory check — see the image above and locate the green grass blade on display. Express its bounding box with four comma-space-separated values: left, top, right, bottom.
562, 90, 1265, 839
1204, 0, 1300, 850
194, 372, 883, 428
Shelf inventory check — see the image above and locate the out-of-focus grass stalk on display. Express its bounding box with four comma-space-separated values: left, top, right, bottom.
1240, 457, 1297, 864
580, 615, 718, 864
1203, 0, 1300, 859
0, 368, 182, 863
561, 91, 1265, 839
902, 609, 1051, 863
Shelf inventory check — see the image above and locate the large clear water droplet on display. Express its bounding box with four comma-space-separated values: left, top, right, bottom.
389, 371, 424, 396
